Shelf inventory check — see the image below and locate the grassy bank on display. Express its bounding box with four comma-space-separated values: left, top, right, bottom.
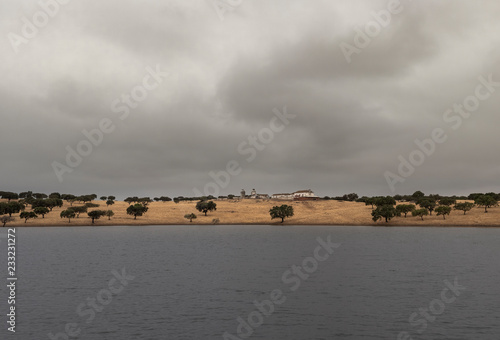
3, 199, 500, 227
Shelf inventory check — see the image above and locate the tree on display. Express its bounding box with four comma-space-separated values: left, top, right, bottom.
454, 202, 474, 215
19, 191, 33, 199
228, 194, 235, 200
439, 198, 456, 206
374, 196, 396, 207
395, 204, 415, 218
126, 204, 148, 219
160, 196, 172, 202
34, 207, 50, 218
364, 198, 375, 209
184, 213, 197, 222
412, 191, 425, 200
173, 197, 180, 204
62, 194, 76, 201
49, 192, 61, 199
46, 198, 63, 211
107, 196, 116, 201
105, 210, 114, 220
1, 216, 13, 227
474, 195, 498, 213
124, 197, 135, 205
71, 206, 88, 218
138, 197, 152, 206
435, 206, 452, 220
418, 199, 437, 215
269, 205, 294, 223
60, 210, 76, 223
85, 203, 100, 208
88, 210, 106, 224
1, 192, 19, 201
412, 209, 429, 221
1, 201, 25, 217
34, 193, 48, 199
100, 196, 107, 201
31, 199, 48, 209
106, 200, 115, 207
20, 211, 37, 223
372, 205, 396, 223
196, 201, 217, 216
342, 193, 358, 201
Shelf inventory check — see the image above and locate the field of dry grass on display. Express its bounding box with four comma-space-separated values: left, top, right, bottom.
3, 199, 500, 227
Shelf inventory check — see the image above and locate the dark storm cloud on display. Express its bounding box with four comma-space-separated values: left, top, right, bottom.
1, 0, 500, 198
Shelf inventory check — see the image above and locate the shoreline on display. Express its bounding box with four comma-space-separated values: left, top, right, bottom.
3, 199, 500, 228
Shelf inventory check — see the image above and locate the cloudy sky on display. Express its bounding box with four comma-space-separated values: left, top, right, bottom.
1, 0, 500, 199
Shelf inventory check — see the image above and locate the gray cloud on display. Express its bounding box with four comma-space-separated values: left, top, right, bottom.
1, 0, 500, 199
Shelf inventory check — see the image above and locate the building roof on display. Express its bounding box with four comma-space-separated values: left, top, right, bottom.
294, 189, 313, 193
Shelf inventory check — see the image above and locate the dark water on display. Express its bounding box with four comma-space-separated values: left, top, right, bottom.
1, 226, 500, 339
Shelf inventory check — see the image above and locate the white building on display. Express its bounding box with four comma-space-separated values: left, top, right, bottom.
293, 189, 317, 199
271, 193, 294, 200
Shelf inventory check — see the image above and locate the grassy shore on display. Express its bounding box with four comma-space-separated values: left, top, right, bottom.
3, 199, 500, 227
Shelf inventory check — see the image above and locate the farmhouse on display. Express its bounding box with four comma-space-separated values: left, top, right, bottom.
272, 189, 319, 201
271, 193, 294, 200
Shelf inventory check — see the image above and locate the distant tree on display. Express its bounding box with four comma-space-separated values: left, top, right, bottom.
1, 201, 25, 217
31, 199, 48, 209
49, 192, 61, 199
468, 193, 483, 201
412, 209, 429, 221
393, 194, 403, 201
374, 196, 396, 207
124, 197, 135, 205
88, 210, 106, 224
323, 196, 331, 200
126, 204, 148, 219
107, 196, 116, 201
395, 204, 415, 218
228, 194, 235, 200
85, 203, 100, 208
20, 211, 37, 223
19, 191, 33, 199
1, 216, 13, 227
439, 198, 456, 206
160, 196, 172, 202
46, 198, 63, 211
475, 195, 499, 213
412, 191, 425, 200
154, 197, 160, 202
138, 197, 152, 206
90, 194, 98, 200
71, 206, 88, 218
62, 194, 76, 201
105, 210, 114, 220
106, 200, 115, 207
1, 192, 19, 202
342, 193, 358, 201
269, 205, 294, 223
173, 197, 180, 204
100, 196, 107, 201
184, 213, 197, 222
454, 202, 475, 215
364, 198, 375, 209
372, 205, 396, 223
196, 201, 217, 216
60, 209, 76, 223
34, 193, 48, 199
418, 199, 437, 215
34, 207, 50, 218
435, 206, 452, 220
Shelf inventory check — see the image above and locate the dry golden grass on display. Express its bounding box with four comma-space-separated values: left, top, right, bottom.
3, 199, 500, 227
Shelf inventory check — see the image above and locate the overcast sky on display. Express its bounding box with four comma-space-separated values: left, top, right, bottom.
1, 0, 500, 199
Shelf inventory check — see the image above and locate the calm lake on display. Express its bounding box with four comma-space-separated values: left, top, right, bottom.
2, 226, 500, 339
